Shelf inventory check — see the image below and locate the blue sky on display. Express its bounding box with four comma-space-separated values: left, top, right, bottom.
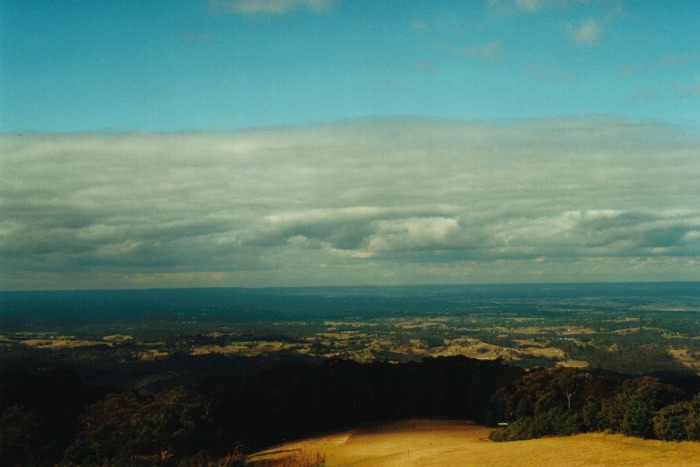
1, 1, 699, 290
2, 0, 699, 132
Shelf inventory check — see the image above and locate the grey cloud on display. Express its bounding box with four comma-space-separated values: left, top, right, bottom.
1, 117, 699, 289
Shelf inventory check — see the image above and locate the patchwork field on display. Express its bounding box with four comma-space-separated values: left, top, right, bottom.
7, 311, 700, 375
249, 419, 700, 466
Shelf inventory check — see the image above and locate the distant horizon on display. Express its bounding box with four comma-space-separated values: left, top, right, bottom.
3, 279, 700, 294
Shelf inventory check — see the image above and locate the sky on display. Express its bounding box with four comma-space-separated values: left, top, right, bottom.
1, 0, 699, 290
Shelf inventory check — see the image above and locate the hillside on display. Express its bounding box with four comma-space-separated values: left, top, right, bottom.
248, 419, 700, 466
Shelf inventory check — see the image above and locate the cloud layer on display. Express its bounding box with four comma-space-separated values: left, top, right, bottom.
2, 117, 699, 289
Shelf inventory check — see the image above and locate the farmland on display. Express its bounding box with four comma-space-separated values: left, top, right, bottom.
2, 283, 699, 389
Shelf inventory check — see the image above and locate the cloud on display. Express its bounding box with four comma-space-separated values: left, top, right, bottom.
490, 0, 618, 48
412, 20, 427, 31
628, 87, 654, 102
210, 0, 335, 15
416, 61, 437, 75
383, 79, 403, 90
366, 217, 461, 252
514, 0, 543, 11
524, 61, 574, 84
619, 53, 698, 75
565, 17, 602, 45
488, 0, 592, 14
1, 117, 699, 289
662, 53, 696, 67
445, 42, 502, 63
676, 77, 700, 98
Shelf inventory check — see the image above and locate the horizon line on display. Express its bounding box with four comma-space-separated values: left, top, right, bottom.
2, 280, 699, 294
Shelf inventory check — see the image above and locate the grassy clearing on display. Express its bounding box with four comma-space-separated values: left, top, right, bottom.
20, 338, 107, 349
248, 419, 700, 466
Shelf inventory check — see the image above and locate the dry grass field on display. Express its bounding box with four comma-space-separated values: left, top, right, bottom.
248, 419, 700, 466
19, 338, 108, 350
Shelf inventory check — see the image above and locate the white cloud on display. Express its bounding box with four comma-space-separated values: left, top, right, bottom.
1, 117, 699, 289
565, 17, 602, 45
210, 0, 335, 15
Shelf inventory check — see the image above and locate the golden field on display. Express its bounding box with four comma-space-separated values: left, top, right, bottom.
249, 419, 700, 466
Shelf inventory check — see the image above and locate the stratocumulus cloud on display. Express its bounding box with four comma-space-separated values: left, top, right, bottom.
1, 117, 699, 289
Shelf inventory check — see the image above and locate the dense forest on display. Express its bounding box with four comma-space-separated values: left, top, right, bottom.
2, 356, 699, 466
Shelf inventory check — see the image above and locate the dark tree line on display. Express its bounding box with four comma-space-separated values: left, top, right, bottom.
489, 366, 700, 442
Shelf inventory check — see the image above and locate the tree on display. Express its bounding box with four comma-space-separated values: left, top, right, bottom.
0, 405, 41, 466
62, 391, 142, 464
600, 376, 684, 438
63, 388, 210, 465
686, 393, 700, 440
654, 401, 692, 441
654, 393, 700, 441
620, 395, 655, 438
551, 368, 589, 412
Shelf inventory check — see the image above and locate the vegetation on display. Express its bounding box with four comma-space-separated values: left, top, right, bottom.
489, 368, 700, 442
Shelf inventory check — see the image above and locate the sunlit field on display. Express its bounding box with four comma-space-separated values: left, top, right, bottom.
249, 419, 700, 466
